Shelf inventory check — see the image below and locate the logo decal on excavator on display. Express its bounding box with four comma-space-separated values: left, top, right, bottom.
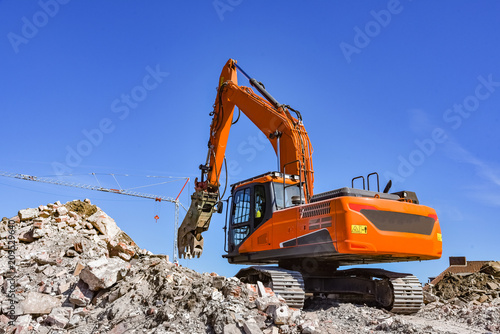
351, 224, 368, 234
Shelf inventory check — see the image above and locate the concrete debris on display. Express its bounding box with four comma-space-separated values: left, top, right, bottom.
18, 208, 38, 221
86, 209, 121, 239
0, 199, 498, 334
19, 292, 61, 315
243, 320, 263, 334
79, 256, 130, 290
68, 280, 93, 306
430, 264, 500, 303
45, 306, 72, 329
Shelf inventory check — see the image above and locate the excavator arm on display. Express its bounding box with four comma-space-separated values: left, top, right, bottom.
178, 59, 314, 258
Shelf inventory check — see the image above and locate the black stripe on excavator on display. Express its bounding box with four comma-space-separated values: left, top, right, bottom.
224, 241, 337, 263
360, 209, 435, 235
281, 228, 333, 248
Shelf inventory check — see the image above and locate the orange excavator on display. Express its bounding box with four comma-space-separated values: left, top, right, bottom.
178, 59, 442, 313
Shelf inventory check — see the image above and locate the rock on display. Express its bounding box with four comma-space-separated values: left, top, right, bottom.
478, 294, 489, 303
73, 262, 85, 276
264, 328, 279, 334
212, 276, 225, 290
67, 314, 82, 328
243, 320, 263, 334
33, 217, 46, 229
0, 314, 9, 325
376, 317, 394, 330
66, 249, 79, 257
301, 325, 317, 334
32, 228, 46, 239
107, 232, 138, 261
32, 251, 57, 265
73, 240, 89, 253
57, 281, 71, 295
487, 282, 499, 290
79, 256, 130, 290
69, 280, 94, 306
272, 305, 290, 325
56, 206, 68, 216
45, 307, 72, 328
18, 229, 35, 243
423, 290, 439, 304
39, 211, 51, 218
55, 217, 68, 223
18, 208, 38, 221
12, 314, 32, 334
224, 323, 242, 334
256, 295, 280, 312
257, 281, 267, 297
87, 209, 121, 238
67, 217, 78, 227
20, 292, 61, 314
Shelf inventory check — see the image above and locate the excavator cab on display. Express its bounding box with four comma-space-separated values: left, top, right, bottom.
225, 172, 303, 255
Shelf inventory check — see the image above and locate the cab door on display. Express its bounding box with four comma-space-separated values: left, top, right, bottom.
250, 184, 273, 251
227, 186, 251, 254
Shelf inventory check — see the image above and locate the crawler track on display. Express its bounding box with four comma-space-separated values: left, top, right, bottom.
389, 275, 423, 314
236, 266, 305, 308
237, 266, 424, 313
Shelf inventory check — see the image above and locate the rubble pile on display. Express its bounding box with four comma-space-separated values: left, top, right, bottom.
420, 262, 500, 333
0, 199, 498, 334
432, 262, 500, 302
0, 200, 306, 334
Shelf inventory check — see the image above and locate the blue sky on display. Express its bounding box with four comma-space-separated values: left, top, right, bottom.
1, 1, 499, 283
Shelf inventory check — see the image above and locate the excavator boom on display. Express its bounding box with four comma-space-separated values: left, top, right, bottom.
178, 59, 314, 258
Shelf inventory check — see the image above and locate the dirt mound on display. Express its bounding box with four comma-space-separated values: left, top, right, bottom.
64, 199, 97, 218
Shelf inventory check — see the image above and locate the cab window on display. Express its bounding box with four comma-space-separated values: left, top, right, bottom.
232, 188, 251, 224
273, 182, 301, 210
231, 187, 251, 245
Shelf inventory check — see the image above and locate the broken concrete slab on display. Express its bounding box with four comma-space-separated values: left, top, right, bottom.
56, 206, 68, 216
243, 320, 263, 334
20, 292, 61, 315
69, 280, 94, 306
272, 305, 290, 325
87, 209, 121, 238
45, 306, 72, 328
79, 256, 130, 290
18, 208, 39, 221
224, 323, 243, 334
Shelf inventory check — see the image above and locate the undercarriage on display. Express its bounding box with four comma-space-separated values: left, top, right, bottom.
236, 266, 423, 314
